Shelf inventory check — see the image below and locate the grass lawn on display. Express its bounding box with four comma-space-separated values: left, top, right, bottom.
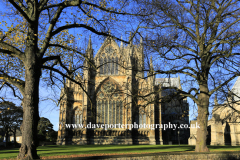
0, 145, 240, 159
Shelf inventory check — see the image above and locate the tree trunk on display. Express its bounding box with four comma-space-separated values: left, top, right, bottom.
17, 29, 41, 159
13, 127, 17, 147
5, 128, 9, 148
195, 83, 210, 152
17, 62, 40, 159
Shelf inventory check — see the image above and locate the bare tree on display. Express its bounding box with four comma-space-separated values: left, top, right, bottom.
137, 0, 240, 152
0, 0, 143, 159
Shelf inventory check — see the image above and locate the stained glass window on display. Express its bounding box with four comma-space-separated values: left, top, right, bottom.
113, 100, 116, 124
115, 57, 118, 74
111, 57, 114, 74
80, 114, 82, 124
101, 100, 104, 124
104, 57, 107, 74
143, 114, 146, 125
77, 115, 79, 124
100, 58, 103, 74
105, 46, 114, 55
120, 101, 123, 124
139, 109, 146, 128
108, 57, 111, 75
139, 114, 142, 126
99, 46, 119, 75
97, 101, 100, 123
116, 100, 120, 125
105, 100, 108, 124
73, 108, 82, 125
109, 100, 112, 124
96, 80, 123, 128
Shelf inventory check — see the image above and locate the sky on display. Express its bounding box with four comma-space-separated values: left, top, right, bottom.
0, 0, 135, 131
36, 38, 239, 131
0, 24, 239, 131
0, 0, 239, 132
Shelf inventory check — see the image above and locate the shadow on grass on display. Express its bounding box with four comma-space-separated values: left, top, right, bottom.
35, 145, 240, 158
39, 144, 194, 149
1, 145, 240, 160
39, 145, 195, 150
0, 150, 19, 154
208, 145, 240, 150
37, 145, 196, 157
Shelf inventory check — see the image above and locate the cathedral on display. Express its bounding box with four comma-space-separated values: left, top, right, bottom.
57, 36, 189, 145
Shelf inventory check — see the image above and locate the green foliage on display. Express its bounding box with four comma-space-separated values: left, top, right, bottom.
37, 117, 56, 142
0, 101, 22, 147
0, 101, 22, 132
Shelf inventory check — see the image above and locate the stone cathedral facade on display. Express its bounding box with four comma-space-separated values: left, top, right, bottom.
57, 36, 189, 145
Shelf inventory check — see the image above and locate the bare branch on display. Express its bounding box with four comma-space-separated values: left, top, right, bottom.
0, 74, 25, 95
0, 42, 25, 61
8, 0, 32, 23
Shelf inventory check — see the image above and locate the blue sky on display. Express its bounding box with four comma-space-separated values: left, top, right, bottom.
1, 0, 239, 132
0, 30, 239, 131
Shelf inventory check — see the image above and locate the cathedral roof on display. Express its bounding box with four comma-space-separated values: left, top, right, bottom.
155, 77, 180, 88
95, 37, 120, 58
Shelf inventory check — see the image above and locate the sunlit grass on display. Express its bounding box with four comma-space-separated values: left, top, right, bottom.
0, 145, 240, 159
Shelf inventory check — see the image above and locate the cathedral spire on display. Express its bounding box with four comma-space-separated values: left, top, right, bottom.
147, 56, 155, 86
120, 35, 123, 48
67, 61, 73, 87
139, 36, 144, 78
129, 32, 132, 46
140, 36, 143, 44
86, 35, 93, 60
150, 56, 153, 73
147, 56, 153, 76
68, 54, 73, 78
178, 75, 182, 90
214, 94, 218, 106
128, 51, 132, 66
87, 34, 92, 51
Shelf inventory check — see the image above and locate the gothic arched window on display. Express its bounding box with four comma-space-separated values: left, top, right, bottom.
108, 56, 111, 74
104, 57, 107, 74
99, 45, 119, 75
139, 108, 146, 128
111, 57, 114, 75
115, 57, 118, 74
100, 57, 103, 74
96, 80, 123, 127
73, 108, 82, 124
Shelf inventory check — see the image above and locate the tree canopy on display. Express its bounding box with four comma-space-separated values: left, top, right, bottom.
137, 0, 240, 152
0, 101, 23, 147
38, 117, 56, 142
0, 0, 142, 159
